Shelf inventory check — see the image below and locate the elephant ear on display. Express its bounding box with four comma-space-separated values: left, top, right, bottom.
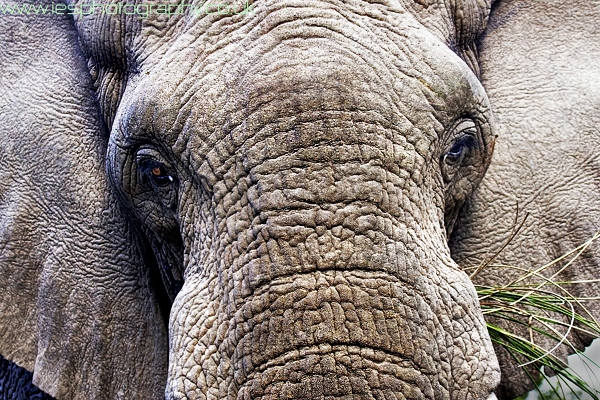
0, 5, 168, 399
450, 0, 600, 399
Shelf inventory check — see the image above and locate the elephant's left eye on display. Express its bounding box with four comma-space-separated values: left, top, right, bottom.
136, 152, 178, 210
441, 119, 480, 182
443, 135, 475, 166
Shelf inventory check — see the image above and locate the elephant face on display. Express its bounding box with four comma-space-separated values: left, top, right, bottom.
74, 0, 499, 398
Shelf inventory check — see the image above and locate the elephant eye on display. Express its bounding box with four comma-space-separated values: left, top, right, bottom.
135, 148, 176, 189
443, 135, 475, 166
149, 164, 174, 186
441, 119, 479, 182
139, 161, 175, 187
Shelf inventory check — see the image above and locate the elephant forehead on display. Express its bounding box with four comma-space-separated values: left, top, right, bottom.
72, 0, 489, 62
119, 17, 482, 158
73, 0, 492, 134
150, 1, 479, 109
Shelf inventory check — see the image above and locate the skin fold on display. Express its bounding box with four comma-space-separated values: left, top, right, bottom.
0, 0, 596, 399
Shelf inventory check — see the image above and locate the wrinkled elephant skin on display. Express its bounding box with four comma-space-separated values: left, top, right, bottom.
13, 0, 594, 398
76, 0, 501, 398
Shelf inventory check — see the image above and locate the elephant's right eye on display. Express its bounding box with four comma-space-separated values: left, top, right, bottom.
135, 148, 178, 211
135, 148, 177, 191
147, 163, 174, 187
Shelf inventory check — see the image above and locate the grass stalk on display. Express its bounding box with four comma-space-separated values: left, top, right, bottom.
472, 231, 600, 399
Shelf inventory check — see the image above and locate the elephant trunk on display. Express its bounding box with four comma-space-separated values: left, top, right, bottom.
167, 161, 498, 399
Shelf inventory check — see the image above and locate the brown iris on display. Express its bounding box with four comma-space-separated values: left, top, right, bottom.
147, 163, 173, 186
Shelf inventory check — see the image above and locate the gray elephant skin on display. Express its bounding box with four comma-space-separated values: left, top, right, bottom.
0, 1, 598, 400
